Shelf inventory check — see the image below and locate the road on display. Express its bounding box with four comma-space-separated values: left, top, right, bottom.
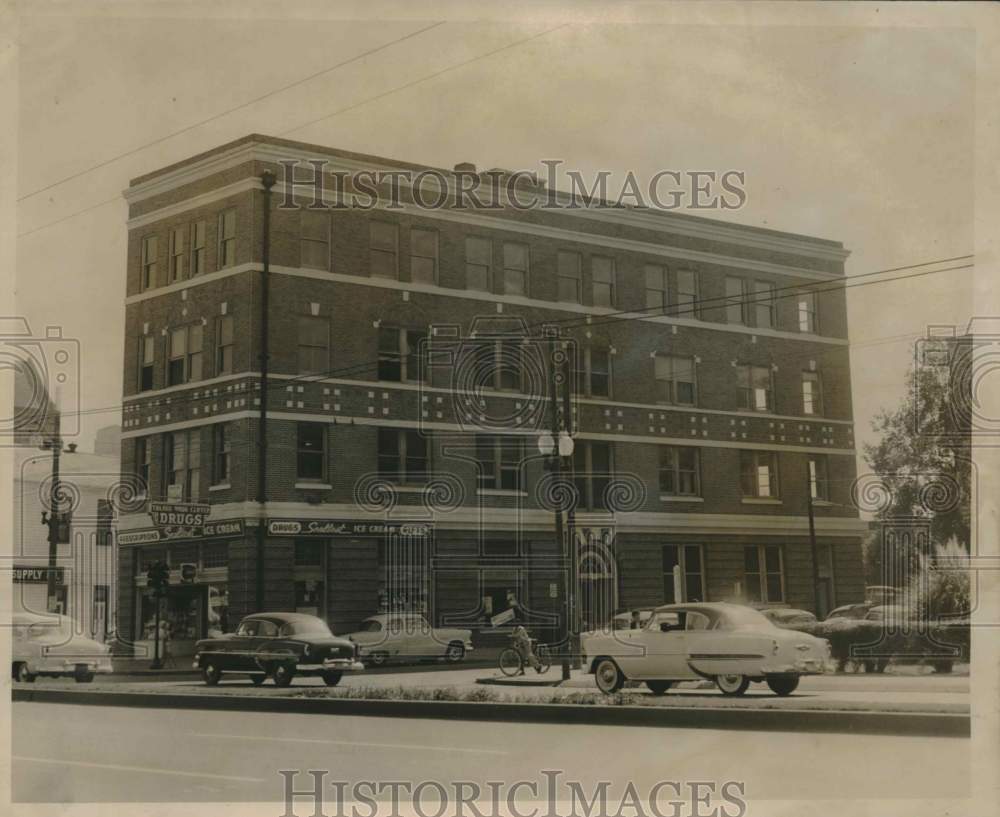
12, 701, 969, 804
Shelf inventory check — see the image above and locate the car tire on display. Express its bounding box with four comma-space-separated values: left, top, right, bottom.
594, 659, 624, 695
765, 674, 800, 696
250, 674, 266, 686
74, 667, 95, 684
273, 663, 295, 687
202, 663, 222, 686
645, 680, 671, 696
367, 651, 389, 667
445, 642, 466, 663
322, 671, 343, 687
13, 663, 35, 683
715, 674, 750, 696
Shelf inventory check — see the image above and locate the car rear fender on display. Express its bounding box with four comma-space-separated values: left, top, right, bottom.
685, 633, 771, 677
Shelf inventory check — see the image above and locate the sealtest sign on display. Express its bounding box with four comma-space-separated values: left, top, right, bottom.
149, 502, 211, 528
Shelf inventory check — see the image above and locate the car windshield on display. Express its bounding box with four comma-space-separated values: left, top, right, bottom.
716, 606, 778, 631
23, 615, 76, 641
282, 617, 332, 637
360, 620, 382, 632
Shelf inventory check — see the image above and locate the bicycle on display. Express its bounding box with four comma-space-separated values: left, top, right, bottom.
498, 638, 553, 677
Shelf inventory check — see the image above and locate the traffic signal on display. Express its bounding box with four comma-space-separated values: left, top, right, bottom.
179, 563, 197, 583
146, 561, 170, 595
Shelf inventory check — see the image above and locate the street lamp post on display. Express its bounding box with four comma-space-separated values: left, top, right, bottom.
39, 410, 76, 613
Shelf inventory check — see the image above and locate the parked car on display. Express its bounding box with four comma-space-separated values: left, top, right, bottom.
343, 613, 474, 665
192, 612, 363, 687
581, 602, 831, 697
864, 604, 909, 624
824, 602, 874, 621
610, 609, 655, 631
12, 612, 113, 683
759, 608, 818, 629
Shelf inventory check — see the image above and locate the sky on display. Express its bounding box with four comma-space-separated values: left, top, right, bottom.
11, 6, 977, 479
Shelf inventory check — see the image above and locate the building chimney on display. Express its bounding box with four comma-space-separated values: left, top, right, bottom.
454, 162, 477, 173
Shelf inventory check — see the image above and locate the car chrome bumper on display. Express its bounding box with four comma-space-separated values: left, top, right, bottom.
297, 659, 365, 672
31, 657, 113, 674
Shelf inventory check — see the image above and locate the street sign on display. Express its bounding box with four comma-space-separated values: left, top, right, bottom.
13, 566, 66, 584
149, 502, 211, 528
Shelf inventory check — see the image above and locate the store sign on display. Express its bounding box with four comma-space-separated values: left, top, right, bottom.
119, 520, 244, 546
13, 566, 66, 584
267, 519, 432, 538
150, 502, 211, 528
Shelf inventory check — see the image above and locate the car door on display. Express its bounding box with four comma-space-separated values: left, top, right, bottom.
250, 618, 285, 668
224, 619, 259, 670
627, 611, 688, 679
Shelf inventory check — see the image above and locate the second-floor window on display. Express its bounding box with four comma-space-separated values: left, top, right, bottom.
809, 454, 830, 502
802, 371, 823, 415
138, 335, 155, 391
753, 281, 775, 328
377, 428, 428, 483
572, 347, 611, 398
502, 242, 528, 296
572, 441, 611, 510
798, 291, 818, 333
476, 435, 523, 491
410, 228, 438, 285
218, 209, 237, 268
592, 256, 615, 307
136, 436, 150, 494
663, 545, 705, 603
370, 221, 398, 279
216, 315, 234, 375
557, 251, 582, 303
726, 276, 748, 325
301, 210, 330, 270
739, 450, 779, 499
297, 423, 326, 482
745, 544, 784, 603
738, 364, 773, 412
168, 324, 203, 386
191, 220, 207, 275
659, 446, 700, 496
212, 423, 231, 485
654, 355, 696, 405
378, 327, 427, 382
141, 235, 158, 290
297, 316, 329, 375
169, 227, 185, 282
466, 237, 492, 292
165, 429, 200, 501
645, 264, 668, 311
471, 338, 522, 392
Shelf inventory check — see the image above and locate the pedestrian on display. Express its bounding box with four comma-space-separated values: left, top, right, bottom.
630, 609, 642, 630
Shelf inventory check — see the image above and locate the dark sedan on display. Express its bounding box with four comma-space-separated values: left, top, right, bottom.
193, 612, 363, 687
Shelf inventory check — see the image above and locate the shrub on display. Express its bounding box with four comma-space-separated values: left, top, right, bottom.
802, 618, 969, 671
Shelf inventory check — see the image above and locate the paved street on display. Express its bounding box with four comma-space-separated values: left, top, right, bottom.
12, 701, 969, 804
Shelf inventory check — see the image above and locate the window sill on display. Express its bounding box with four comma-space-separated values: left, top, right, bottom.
659, 495, 705, 503
740, 497, 783, 505
208, 483, 231, 492
477, 489, 528, 497
295, 482, 332, 490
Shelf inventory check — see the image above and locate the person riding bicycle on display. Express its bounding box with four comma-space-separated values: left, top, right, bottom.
511, 624, 542, 674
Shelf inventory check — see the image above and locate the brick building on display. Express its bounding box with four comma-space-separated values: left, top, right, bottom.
116, 135, 867, 653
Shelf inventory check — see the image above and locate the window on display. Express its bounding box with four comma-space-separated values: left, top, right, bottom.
571, 347, 612, 398
470, 339, 522, 392
662, 545, 705, 603
659, 447, 700, 496
410, 228, 438, 285
218, 209, 237, 268
592, 256, 615, 307
798, 291, 818, 333
675, 270, 698, 319
739, 450, 779, 499
377, 429, 428, 483
138, 335, 155, 391
645, 265, 668, 311
212, 423, 231, 485
301, 210, 330, 270
135, 437, 150, 494
295, 540, 325, 566
802, 371, 823, 416
141, 235, 158, 290
502, 242, 528, 296
744, 544, 784, 603
378, 327, 426, 382
96, 501, 113, 547
168, 324, 203, 386
476, 435, 524, 491
809, 454, 830, 502
202, 542, 228, 568
369, 221, 398, 279
738, 365, 773, 412
191, 220, 207, 275
557, 251, 582, 303
753, 281, 774, 328
297, 316, 329, 375
216, 315, 234, 376
466, 237, 492, 292
296, 423, 326, 482
169, 227, 185, 282
725, 276, 747, 324
164, 429, 200, 501
572, 441, 611, 510
654, 355, 696, 405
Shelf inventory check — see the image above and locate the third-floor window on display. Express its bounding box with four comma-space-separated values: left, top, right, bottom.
739, 450, 779, 499
301, 210, 330, 270
191, 220, 207, 275
168, 227, 185, 283
798, 291, 819, 333
369, 221, 398, 279
572, 441, 612, 510
215, 315, 234, 376
410, 228, 438, 285
141, 235, 158, 290
674, 270, 699, 319
726, 276, 748, 325
738, 364, 773, 412
659, 446, 700, 496
475, 435, 524, 491
645, 264, 669, 311
297, 316, 330, 375
138, 335, 155, 391
377, 428, 428, 483
502, 242, 528, 296
802, 371, 823, 416
465, 237, 492, 292
557, 251, 582, 303
168, 324, 203, 385
572, 347, 611, 398
654, 355, 696, 405
753, 281, 775, 329
218, 208, 237, 268
591, 256, 616, 307
378, 327, 427, 383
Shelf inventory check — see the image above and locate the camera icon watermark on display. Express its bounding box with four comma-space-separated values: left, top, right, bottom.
0, 317, 80, 445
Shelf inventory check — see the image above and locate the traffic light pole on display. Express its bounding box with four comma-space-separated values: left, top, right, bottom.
151, 588, 162, 670
45, 412, 62, 613
547, 338, 571, 682
806, 471, 821, 616
558, 350, 581, 670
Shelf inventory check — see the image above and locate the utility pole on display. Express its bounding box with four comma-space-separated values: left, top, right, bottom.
256, 170, 276, 612
546, 337, 572, 681
44, 410, 63, 613
806, 469, 821, 616
558, 347, 581, 670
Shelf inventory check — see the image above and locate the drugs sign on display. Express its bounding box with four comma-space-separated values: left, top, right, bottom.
149, 502, 211, 528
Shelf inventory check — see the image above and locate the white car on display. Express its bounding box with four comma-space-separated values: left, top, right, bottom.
343, 613, 474, 666
581, 602, 831, 696
12, 612, 113, 683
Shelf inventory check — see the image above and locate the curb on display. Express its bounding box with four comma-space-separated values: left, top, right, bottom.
12, 688, 969, 738
476, 676, 563, 687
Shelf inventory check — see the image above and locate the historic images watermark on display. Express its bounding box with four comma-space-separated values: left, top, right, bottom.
275, 158, 747, 212
279, 770, 748, 817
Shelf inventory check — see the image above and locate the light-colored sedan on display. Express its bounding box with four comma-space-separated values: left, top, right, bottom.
12, 612, 113, 683
344, 613, 474, 666
581, 602, 831, 697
